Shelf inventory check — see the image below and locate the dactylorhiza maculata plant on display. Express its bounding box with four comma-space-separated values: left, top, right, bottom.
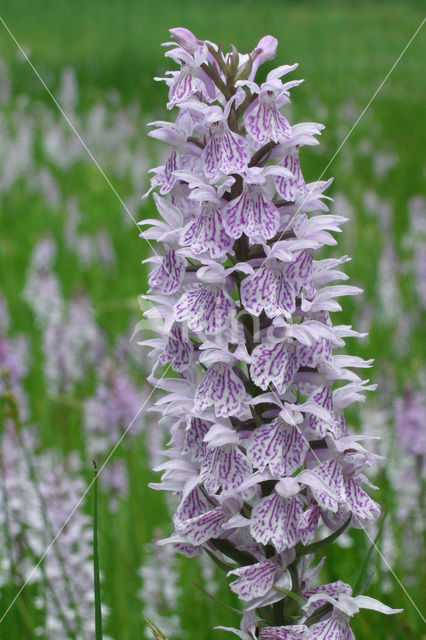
139, 28, 402, 639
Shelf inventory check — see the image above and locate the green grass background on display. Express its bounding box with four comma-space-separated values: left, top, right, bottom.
0, 1, 425, 638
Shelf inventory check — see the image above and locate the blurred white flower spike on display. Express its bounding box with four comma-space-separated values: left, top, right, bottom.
139, 27, 403, 636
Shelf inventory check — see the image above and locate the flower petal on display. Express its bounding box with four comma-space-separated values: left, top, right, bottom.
200, 444, 252, 493
149, 246, 185, 295
344, 477, 380, 524
244, 100, 292, 144
250, 492, 303, 552
159, 323, 193, 372
250, 341, 299, 393
175, 508, 227, 545
309, 617, 352, 640
194, 363, 246, 417
203, 125, 250, 179
228, 560, 278, 601
223, 190, 280, 240
181, 205, 233, 259
246, 418, 308, 477
260, 625, 308, 640
175, 284, 234, 334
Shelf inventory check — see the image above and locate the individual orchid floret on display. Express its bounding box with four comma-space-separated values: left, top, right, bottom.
188, 95, 251, 179
271, 123, 324, 202
159, 43, 213, 108
140, 321, 194, 375
222, 166, 293, 241
275, 147, 306, 202
200, 422, 252, 492
179, 178, 235, 259
246, 35, 278, 81
246, 413, 309, 478
231, 35, 279, 89
139, 193, 184, 244
250, 336, 299, 394
147, 245, 186, 295
238, 64, 302, 144
240, 244, 314, 318
144, 112, 201, 197
250, 320, 341, 393
228, 559, 290, 602
304, 586, 402, 640
174, 262, 251, 335
168, 27, 199, 53
250, 477, 305, 552
174, 280, 233, 335
194, 343, 250, 418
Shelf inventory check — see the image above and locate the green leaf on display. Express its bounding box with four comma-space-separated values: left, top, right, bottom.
296, 515, 352, 558
274, 586, 306, 607
194, 582, 243, 615
211, 538, 257, 566
353, 513, 386, 595
93, 461, 103, 640
305, 603, 333, 627
203, 546, 236, 573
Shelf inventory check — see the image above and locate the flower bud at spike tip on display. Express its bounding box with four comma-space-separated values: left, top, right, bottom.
169, 27, 199, 52
255, 35, 278, 63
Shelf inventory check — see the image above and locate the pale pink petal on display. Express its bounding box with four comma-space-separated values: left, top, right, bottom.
180, 204, 233, 259
174, 284, 234, 334
228, 560, 278, 601
180, 417, 210, 462
250, 341, 299, 393
250, 492, 303, 552
244, 99, 292, 144
260, 625, 308, 640
200, 444, 252, 493
246, 418, 308, 477
194, 363, 246, 417
175, 508, 227, 545
309, 616, 352, 640
344, 477, 380, 524
159, 323, 193, 372
223, 190, 280, 240
149, 246, 185, 295
274, 149, 305, 201
310, 459, 346, 512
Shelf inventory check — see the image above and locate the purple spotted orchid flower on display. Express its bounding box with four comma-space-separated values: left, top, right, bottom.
139, 28, 402, 637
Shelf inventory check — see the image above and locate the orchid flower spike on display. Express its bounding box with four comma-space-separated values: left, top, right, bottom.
138, 29, 401, 637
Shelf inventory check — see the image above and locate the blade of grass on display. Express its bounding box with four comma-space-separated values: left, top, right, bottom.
193, 582, 243, 615
353, 513, 386, 595
144, 618, 169, 640
93, 460, 103, 640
